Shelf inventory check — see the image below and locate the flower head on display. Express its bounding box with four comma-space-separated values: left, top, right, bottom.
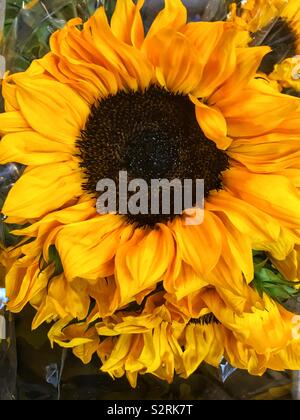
229, 0, 300, 74
1, 0, 300, 385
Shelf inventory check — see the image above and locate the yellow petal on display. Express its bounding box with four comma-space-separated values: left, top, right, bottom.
171, 212, 222, 277
0, 131, 74, 165
221, 79, 298, 137
195, 25, 240, 98
192, 97, 232, 150
211, 45, 271, 105
2, 76, 20, 111
164, 262, 208, 300
48, 318, 96, 349
84, 8, 152, 90
181, 324, 220, 378
3, 162, 83, 219
6, 258, 50, 313
271, 245, 300, 281
182, 21, 226, 73
207, 190, 280, 245
202, 289, 293, 354
89, 277, 120, 318
115, 225, 174, 304
0, 111, 29, 135
111, 0, 145, 48
218, 214, 254, 283
268, 339, 300, 371
56, 215, 125, 280
224, 168, 300, 229
11, 73, 90, 144
145, 0, 187, 40
12, 200, 96, 240
146, 30, 203, 94
47, 276, 90, 321
228, 135, 300, 173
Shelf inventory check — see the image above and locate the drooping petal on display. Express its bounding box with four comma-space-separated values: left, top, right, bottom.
115, 225, 174, 304
170, 212, 222, 278
192, 97, 232, 150
56, 215, 126, 280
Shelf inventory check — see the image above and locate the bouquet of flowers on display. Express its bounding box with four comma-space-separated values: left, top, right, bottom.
0, 0, 300, 400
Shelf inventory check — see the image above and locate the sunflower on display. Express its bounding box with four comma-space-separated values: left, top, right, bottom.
48, 288, 300, 387
1, 0, 300, 385
229, 0, 300, 74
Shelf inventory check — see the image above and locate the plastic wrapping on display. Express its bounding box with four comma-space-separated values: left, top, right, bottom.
142, 0, 232, 30
0, 0, 299, 401
1, 0, 102, 73
0, 289, 16, 400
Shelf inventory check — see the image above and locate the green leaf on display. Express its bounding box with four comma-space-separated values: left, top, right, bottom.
39, 245, 63, 279
0, 221, 23, 248
252, 259, 300, 303
3, 1, 103, 73
48, 245, 64, 278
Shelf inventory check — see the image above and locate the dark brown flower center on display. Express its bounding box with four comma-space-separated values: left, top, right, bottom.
251, 17, 297, 74
77, 86, 229, 227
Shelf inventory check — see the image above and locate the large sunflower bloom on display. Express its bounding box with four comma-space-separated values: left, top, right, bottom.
1, 0, 300, 384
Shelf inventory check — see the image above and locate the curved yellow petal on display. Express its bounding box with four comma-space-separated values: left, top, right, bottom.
202, 289, 293, 354
194, 25, 240, 98
164, 262, 208, 300
0, 111, 29, 135
193, 98, 232, 150
181, 323, 223, 378
268, 339, 300, 371
211, 45, 271, 104
170, 211, 222, 277
271, 245, 300, 281
182, 21, 226, 71
221, 79, 298, 137
217, 213, 254, 283
145, 0, 187, 40
10, 74, 90, 144
2, 162, 83, 219
224, 168, 300, 229
6, 257, 50, 313
83, 7, 153, 90
48, 276, 90, 321
111, 0, 145, 48
153, 32, 203, 94
55, 215, 125, 280
228, 135, 300, 173
207, 190, 280, 244
115, 225, 174, 304
0, 131, 74, 165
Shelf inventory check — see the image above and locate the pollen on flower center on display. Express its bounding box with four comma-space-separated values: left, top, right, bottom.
77, 85, 229, 227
